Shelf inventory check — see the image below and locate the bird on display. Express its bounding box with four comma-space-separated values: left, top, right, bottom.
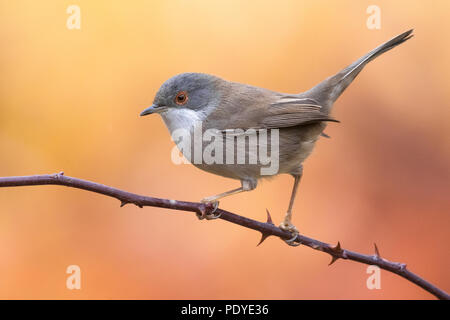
140, 29, 413, 245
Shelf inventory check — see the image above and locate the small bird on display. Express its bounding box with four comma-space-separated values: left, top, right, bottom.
140, 30, 413, 245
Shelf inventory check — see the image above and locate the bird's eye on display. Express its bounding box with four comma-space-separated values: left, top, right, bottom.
174, 91, 188, 105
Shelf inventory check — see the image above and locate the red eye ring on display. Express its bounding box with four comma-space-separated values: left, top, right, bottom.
174, 91, 188, 105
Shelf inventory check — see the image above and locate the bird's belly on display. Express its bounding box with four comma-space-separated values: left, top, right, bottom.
277, 123, 325, 174
175, 123, 325, 180
192, 162, 264, 180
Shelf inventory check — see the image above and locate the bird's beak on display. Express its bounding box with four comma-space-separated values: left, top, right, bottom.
140, 104, 166, 116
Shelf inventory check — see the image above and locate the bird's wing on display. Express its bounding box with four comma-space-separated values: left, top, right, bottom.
260, 97, 338, 129
214, 95, 338, 135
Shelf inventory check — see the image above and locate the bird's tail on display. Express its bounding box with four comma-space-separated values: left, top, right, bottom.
303, 29, 413, 108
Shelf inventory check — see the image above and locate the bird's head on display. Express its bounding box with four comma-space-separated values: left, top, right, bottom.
140, 73, 223, 119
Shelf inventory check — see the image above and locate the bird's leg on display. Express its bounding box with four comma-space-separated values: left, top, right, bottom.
279, 167, 303, 246
201, 187, 245, 204
280, 174, 301, 232
199, 179, 257, 220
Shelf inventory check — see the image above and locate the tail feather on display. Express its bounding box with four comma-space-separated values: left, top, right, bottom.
303, 29, 413, 109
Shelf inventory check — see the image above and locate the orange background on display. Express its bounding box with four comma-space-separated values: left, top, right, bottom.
0, 0, 449, 299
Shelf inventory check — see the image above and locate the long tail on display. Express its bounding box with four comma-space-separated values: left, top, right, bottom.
303, 29, 413, 109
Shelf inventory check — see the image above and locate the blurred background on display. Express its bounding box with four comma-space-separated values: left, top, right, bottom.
0, 0, 449, 299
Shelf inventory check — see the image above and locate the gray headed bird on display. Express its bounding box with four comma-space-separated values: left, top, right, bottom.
141, 30, 413, 245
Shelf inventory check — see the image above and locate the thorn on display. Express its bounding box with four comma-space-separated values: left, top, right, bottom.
330, 241, 342, 253
53, 172, 65, 180
265, 209, 274, 225
120, 201, 128, 207
328, 241, 343, 266
257, 232, 271, 246
329, 255, 339, 266
257, 210, 275, 246
374, 243, 381, 258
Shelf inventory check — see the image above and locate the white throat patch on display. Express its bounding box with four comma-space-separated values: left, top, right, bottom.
161, 108, 205, 133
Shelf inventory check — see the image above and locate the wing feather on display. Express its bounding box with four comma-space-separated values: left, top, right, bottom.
261, 100, 338, 129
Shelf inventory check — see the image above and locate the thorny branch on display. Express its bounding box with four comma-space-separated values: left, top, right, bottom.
0, 172, 448, 300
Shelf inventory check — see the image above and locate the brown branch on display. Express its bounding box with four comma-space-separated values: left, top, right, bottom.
0, 172, 448, 300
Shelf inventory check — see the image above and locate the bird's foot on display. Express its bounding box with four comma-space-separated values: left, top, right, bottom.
197, 199, 221, 220
279, 221, 301, 247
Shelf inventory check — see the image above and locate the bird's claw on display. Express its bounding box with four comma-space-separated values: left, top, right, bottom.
284, 232, 301, 246
279, 222, 301, 247
197, 200, 221, 220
